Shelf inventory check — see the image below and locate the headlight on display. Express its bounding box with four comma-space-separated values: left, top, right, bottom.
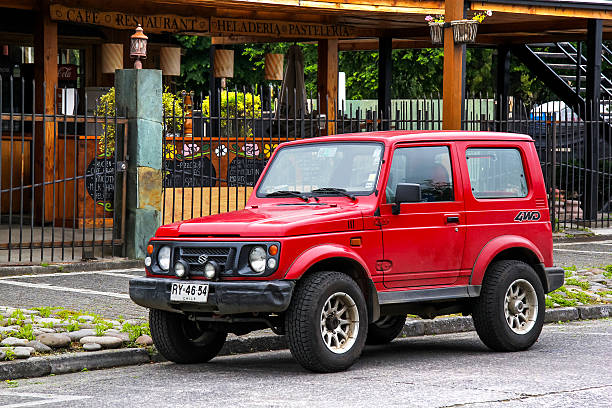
174, 260, 187, 278
204, 261, 219, 279
157, 246, 171, 271
249, 246, 267, 273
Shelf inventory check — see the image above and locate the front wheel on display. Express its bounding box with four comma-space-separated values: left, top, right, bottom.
472, 260, 545, 351
149, 309, 227, 364
285, 271, 368, 373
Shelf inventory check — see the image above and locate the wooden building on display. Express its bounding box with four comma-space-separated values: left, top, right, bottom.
1, 0, 611, 232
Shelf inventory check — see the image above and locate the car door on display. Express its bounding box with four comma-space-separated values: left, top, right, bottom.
379, 143, 466, 289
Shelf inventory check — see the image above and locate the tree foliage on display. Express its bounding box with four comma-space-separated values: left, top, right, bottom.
174, 36, 612, 105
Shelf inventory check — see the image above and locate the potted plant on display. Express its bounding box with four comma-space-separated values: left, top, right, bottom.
425, 10, 492, 45
425, 15, 445, 46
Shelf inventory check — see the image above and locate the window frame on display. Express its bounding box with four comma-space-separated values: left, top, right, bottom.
465, 146, 530, 200
384, 144, 457, 204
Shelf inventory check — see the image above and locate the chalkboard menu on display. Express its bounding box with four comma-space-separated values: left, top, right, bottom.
85, 157, 115, 204
228, 157, 266, 186
164, 156, 217, 188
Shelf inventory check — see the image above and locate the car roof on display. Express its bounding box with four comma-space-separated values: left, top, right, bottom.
281, 130, 533, 147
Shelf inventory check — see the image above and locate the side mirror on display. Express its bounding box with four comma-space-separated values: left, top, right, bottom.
392, 183, 421, 215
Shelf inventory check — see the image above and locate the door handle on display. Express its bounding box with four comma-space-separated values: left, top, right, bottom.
446, 216, 460, 224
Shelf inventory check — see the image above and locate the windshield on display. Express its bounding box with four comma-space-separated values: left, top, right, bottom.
257, 142, 384, 197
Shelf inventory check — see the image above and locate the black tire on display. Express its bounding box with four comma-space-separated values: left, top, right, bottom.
149, 309, 227, 364
285, 271, 368, 373
366, 315, 406, 345
472, 260, 545, 352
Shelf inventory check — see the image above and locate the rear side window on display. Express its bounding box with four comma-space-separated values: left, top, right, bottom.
466, 148, 528, 199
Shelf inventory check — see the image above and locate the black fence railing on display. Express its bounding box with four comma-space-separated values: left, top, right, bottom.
2, 79, 610, 264
163, 88, 612, 232
0, 76, 127, 263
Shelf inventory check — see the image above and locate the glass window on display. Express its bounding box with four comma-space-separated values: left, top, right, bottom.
257, 142, 383, 196
386, 146, 454, 203
466, 148, 528, 199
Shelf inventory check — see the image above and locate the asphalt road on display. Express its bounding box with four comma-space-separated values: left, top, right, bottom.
0, 319, 610, 407
0, 239, 609, 320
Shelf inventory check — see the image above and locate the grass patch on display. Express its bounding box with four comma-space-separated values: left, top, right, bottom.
12, 324, 35, 341
121, 322, 150, 342
546, 286, 596, 307
65, 321, 81, 332
32, 306, 61, 318
603, 265, 612, 278
3, 349, 16, 361
565, 278, 590, 290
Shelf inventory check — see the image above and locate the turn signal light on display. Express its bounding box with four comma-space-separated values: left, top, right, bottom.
268, 245, 278, 256
147, 244, 154, 255
350, 237, 362, 247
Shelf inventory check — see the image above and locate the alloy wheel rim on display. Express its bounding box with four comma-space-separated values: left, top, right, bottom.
504, 279, 538, 334
319, 292, 359, 354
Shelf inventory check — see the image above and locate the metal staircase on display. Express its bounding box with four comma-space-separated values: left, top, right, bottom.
527, 42, 612, 99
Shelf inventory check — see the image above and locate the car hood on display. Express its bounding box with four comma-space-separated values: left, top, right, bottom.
155, 203, 367, 238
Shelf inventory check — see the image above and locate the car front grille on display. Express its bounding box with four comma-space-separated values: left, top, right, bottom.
174, 246, 235, 275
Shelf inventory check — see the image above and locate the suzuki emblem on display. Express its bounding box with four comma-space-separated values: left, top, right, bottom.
197, 254, 209, 264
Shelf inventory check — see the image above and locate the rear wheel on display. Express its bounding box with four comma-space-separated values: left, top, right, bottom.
285, 271, 368, 373
149, 309, 227, 364
366, 315, 406, 345
472, 260, 545, 351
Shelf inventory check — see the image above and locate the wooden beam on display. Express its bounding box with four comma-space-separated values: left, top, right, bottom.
471, 2, 612, 20
442, 0, 465, 130
318, 39, 338, 136
34, 2, 58, 223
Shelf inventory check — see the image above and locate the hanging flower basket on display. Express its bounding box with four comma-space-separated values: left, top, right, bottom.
428, 22, 444, 45
451, 20, 479, 44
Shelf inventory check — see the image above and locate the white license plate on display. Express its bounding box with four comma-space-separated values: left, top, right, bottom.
170, 282, 209, 303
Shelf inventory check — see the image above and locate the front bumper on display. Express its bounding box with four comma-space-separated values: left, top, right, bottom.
543, 266, 564, 293
129, 277, 295, 315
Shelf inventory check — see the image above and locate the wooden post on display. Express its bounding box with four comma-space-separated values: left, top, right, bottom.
318, 39, 338, 136
378, 37, 392, 131
585, 19, 602, 220
442, 0, 466, 130
34, 6, 57, 223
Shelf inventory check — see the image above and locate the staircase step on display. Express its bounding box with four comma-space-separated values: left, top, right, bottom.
534, 52, 577, 59
548, 63, 584, 70
560, 75, 586, 81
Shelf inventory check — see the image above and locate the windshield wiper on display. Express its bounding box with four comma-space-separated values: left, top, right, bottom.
311, 188, 356, 201
265, 190, 309, 202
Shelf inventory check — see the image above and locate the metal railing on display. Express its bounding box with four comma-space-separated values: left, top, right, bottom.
0, 76, 127, 263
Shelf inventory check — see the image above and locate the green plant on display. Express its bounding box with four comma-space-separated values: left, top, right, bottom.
162, 88, 184, 132
121, 322, 151, 342
41, 322, 55, 329
425, 10, 492, 24
565, 278, 590, 290
201, 91, 262, 138
95, 321, 113, 336
603, 265, 612, 278
4, 379, 18, 387
32, 306, 57, 318
3, 349, 16, 361
10, 309, 25, 323
13, 324, 35, 341
56, 310, 81, 320
65, 321, 81, 332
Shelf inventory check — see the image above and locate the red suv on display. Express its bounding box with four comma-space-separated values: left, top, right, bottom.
130, 131, 564, 372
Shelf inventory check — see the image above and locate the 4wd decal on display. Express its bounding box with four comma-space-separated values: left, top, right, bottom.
514, 211, 541, 222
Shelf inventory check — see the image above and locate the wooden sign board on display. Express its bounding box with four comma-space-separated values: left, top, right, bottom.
50, 4, 210, 34
210, 17, 356, 39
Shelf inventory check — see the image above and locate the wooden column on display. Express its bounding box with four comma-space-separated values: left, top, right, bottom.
378, 37, 392, 131
318, 39, 338, 136
442, 0, 466, 130
585, 19, 602, 220
34, 5, 58, 223
496, 46, 510, 132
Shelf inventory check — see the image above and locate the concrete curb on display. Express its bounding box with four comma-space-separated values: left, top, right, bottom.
0, 259, 143, 277
0, 348, 151, 380
1, 304, 610, 380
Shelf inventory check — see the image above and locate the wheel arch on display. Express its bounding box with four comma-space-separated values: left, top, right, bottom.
471, 235, 547, 291
284, 245, 380, 321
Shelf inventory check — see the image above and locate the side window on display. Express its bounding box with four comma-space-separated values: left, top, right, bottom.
466, 148, 528, 199
386, 146, 454, 203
